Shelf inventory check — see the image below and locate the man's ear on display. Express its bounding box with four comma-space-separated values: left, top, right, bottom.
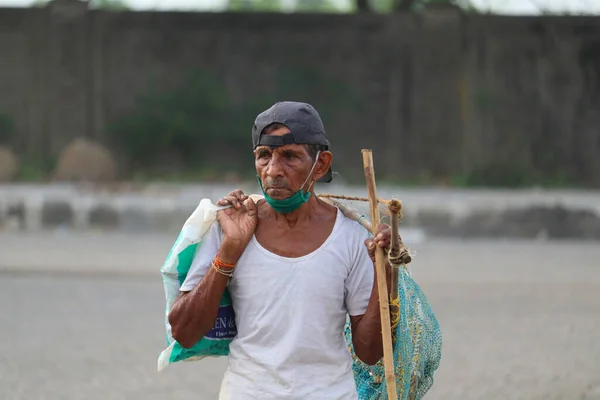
313, 151, 333, 181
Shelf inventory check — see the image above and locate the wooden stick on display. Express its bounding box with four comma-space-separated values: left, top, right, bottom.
388, 200, 401, 302
388, 200, 402, 262
317, 193, 391, 205
320, 195, 412, 266
319, 196, 373, 231
362, 149, 398, 400
388, 199, 412, 266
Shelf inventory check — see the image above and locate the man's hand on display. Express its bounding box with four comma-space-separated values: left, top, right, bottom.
364, 223, 392, 263
216, 190, 259, 262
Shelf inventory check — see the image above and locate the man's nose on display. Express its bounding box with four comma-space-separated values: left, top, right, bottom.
265, 154, 285, 177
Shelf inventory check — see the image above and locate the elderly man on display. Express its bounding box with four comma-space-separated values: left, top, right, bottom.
168, 101, 395, 399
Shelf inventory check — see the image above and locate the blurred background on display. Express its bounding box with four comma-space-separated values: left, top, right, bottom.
1, 0, 599, 399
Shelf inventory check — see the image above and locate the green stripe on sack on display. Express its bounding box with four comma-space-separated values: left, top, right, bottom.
169, 338, 231, 363
176, 242, 199, 286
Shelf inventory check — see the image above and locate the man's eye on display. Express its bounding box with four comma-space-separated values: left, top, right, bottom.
257, 152, 270, 159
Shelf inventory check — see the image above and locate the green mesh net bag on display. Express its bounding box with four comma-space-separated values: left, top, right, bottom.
344, 264, 442, 400
318, 193, 442, 399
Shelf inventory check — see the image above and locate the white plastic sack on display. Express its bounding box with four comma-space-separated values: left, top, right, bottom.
158, 195, 262, 371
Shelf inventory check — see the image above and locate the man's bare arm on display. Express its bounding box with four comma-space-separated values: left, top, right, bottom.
169, 189, 258, 348
349, 224, 394, 365
349, 258, 393, 365
168, 242, 241, 348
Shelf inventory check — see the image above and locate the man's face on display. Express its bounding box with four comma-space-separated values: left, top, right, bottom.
254, 125, 316, 200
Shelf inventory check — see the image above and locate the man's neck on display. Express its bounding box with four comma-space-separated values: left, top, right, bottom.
267, 194, 325, 229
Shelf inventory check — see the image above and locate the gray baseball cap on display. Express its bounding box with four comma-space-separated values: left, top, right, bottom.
252, 101, 333, 183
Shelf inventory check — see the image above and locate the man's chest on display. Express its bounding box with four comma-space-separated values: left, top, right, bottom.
228, 240, 351, 308
253, 220, 336, 258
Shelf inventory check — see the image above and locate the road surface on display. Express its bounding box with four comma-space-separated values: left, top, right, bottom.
1, 232, 599, 400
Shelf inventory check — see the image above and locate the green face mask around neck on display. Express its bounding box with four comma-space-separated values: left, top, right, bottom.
256, 151, 320, 214
257, 175, 312, 214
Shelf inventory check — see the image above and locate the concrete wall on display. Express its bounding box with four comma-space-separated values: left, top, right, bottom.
2, 183, 600, 239
1, 3, 600, 184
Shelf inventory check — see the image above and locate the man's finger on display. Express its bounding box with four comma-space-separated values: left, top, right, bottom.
377, 241, 390, 250
245, 198, 258, 217
217, 198, 233, 207
375, 232, 390, 242
364, 238, 375, 258
230, 189, 247, 201
377, 223, 390, 234
224, 195, 241, 208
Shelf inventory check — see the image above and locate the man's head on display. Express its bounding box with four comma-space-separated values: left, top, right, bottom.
252, 102, 333, 202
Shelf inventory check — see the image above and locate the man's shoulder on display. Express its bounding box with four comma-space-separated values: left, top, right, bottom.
335, 208, 370, 242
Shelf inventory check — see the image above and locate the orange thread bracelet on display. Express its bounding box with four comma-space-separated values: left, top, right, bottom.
212, 261, 233, 278
213, 256, 236, 270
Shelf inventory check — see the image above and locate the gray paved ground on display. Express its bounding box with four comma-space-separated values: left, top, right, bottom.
1, 233, 599, 400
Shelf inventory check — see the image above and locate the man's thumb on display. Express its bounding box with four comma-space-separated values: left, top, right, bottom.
246, 198, 258, 217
